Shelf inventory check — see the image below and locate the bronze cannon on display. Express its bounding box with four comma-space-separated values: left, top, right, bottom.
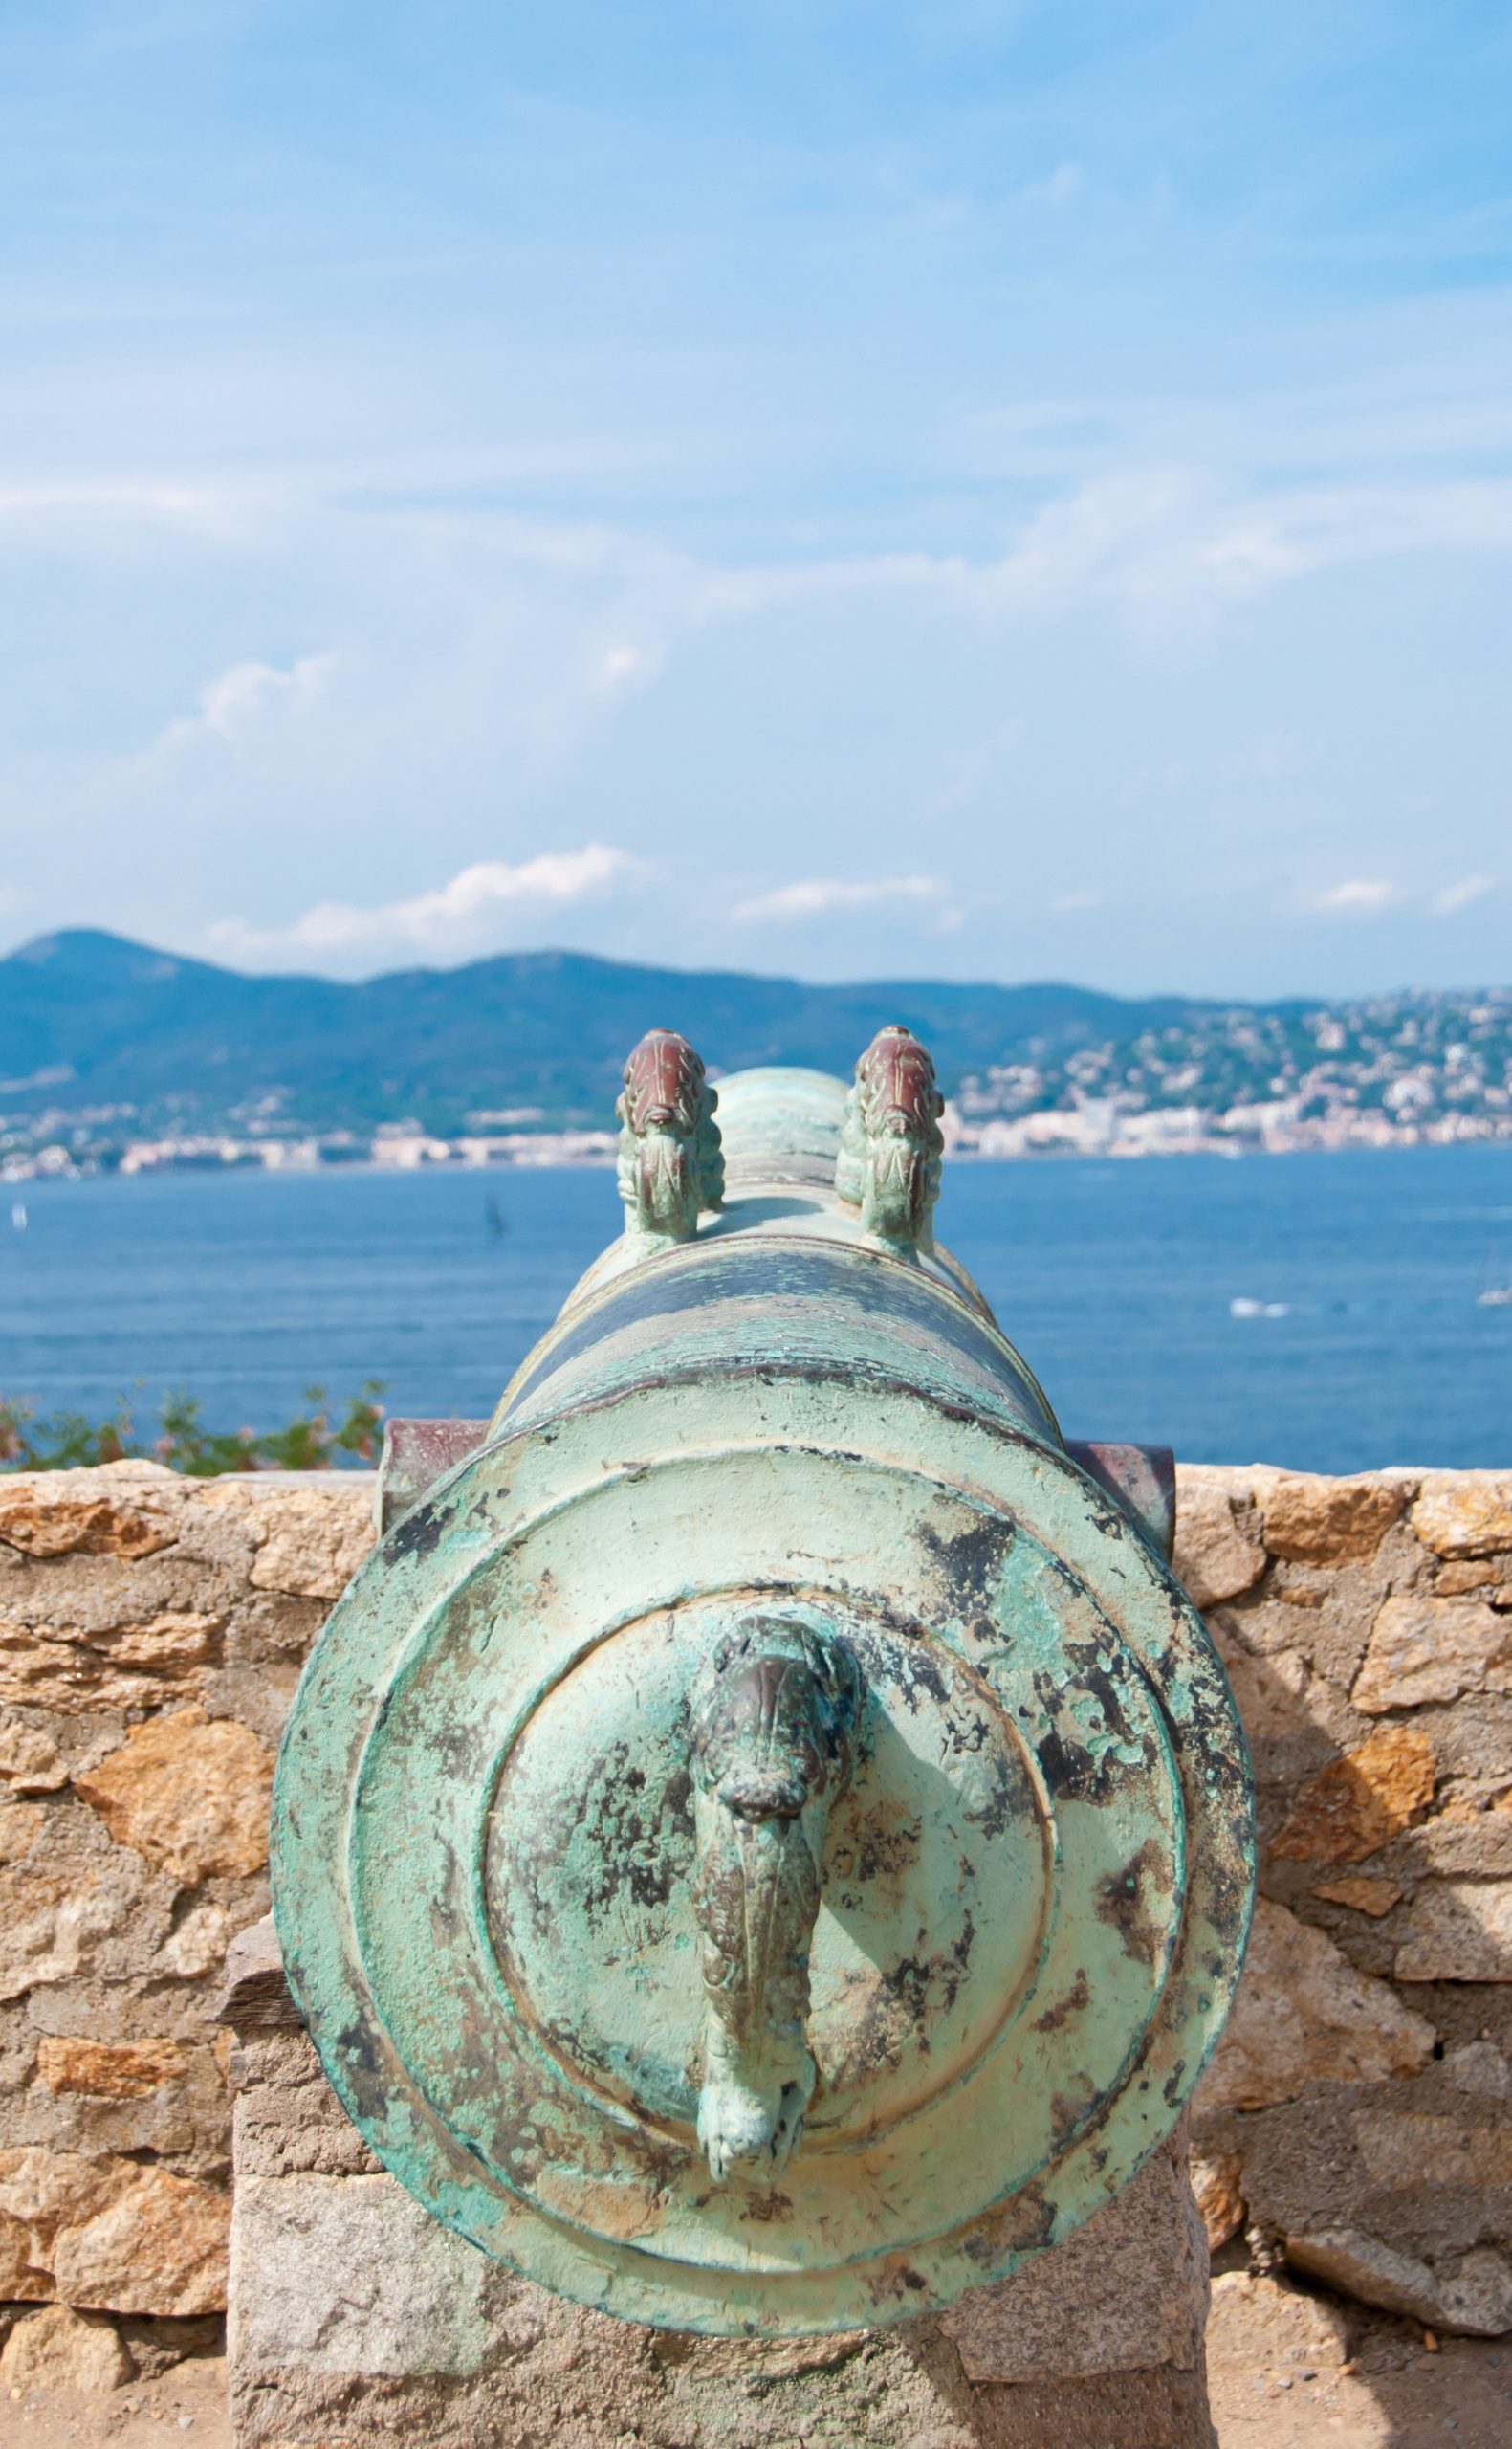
272, 1026, 1254, 2334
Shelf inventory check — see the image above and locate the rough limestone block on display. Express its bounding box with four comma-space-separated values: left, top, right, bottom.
0, 1718, 70, 1791
1394, 1879, 1512, 1981
1392, 1805, 1512, 1877
1352, 2102, 1512, 2189
0, 2142, 230, 2313
0, 1797, 44, 1861
229, 2031, 382, 2180
0, 1786, 213, 2014
0, 1610, 221, 1713
195, 1480, 375, 1602
35, 2036, 189, 2099
1259, 1471, 1411, 1564
1413, 1473, 1512, 1559
1284, 2227, 1512, 2334
1353, 1595, 1512, 1713
937, 2133, 1207, 2381
1171, 1473, 1265, 1608
0, 1465, 184, 1561
11, 2034, 228, 2167
1309, 1873, 1404, 1915
218, 1915, 304, 2030
1189, 2150, 1246, 2251
75, 1704, 274, 1884
159, 1899, 237, 1979
228, 2042, 1216, 2449
1269, 1725, 1436, 1864
0, 2300, 133, 2392
1195, 1898, 1435, 2112
1443, 2039, 1512, 2097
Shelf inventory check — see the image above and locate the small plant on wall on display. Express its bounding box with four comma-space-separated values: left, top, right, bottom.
0, 1381, 386, 1475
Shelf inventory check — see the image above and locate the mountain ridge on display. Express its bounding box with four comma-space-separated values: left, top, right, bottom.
0, 927, 1215, 1133
3, 929, 1507, 1161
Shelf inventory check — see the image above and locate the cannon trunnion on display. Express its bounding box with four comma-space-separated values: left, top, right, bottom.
272, 1034, 1253, 2336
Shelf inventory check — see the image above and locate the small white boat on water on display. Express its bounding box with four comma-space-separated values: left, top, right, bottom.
1477, 1252, 1512, 1306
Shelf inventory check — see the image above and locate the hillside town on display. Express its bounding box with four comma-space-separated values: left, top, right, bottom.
949, 989, 1512, 1158
3, 988, 1508, 1181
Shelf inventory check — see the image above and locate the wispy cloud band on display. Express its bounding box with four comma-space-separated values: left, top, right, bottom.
731, 874, 951, 925
208, 845, 646, 969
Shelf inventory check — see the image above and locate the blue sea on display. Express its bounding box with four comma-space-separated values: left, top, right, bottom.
3, 1146, 1510, 1472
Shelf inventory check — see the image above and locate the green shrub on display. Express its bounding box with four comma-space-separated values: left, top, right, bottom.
0, 1382, 386, 1475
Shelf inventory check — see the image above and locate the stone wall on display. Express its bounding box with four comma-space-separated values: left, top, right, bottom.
1, 1455, 1510, 2370
1174, 1465, 1512, 2334
0, 1461, 372, 2348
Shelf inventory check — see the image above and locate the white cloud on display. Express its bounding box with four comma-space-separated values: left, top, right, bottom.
0, 479, 230, 528
208, 844, 646, 971
596, 642, 659, 691
710, 470, 1512, 637
731, 874, 949, 925
1433, 873, 1499, 916
1306, 878, 1401, 915
1298, 874, 1510, 924
157, 653, 335, 755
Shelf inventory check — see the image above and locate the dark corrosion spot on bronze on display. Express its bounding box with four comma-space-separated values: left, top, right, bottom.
1049, 2088, 1091, 2147
334, 2016, 382, 2079
838, 1799, 923, 1887
917, 1513, 1017, 1630
887, 1641, 952, 1715
1031, 1657, 1149, 1805
975, 1753, 1024, 1841
1030, 1968, 1089, 2035
429, 1717, 493, 1783
328, 2015, 393, 2124
511, 1745, 694, 1934
866, 2261, 931, 2305
388, 1497, 449, 1563
878, 1911, 976, 2033
1095, 1837, 1171, 1967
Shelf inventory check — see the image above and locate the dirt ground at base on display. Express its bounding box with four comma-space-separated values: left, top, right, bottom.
2, 2353, 230, 2448
4, 2302, 1512, 2448
1208, 2328, 1512, 2449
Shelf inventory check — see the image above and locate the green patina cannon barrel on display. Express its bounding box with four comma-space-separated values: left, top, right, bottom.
272, 1028, 1254, 2336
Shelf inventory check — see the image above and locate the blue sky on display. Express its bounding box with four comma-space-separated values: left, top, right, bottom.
3, 2, 1511, 996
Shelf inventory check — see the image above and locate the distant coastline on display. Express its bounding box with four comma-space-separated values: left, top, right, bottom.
6, 1100, 1510, 1184
4, 929, 1509, 1181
